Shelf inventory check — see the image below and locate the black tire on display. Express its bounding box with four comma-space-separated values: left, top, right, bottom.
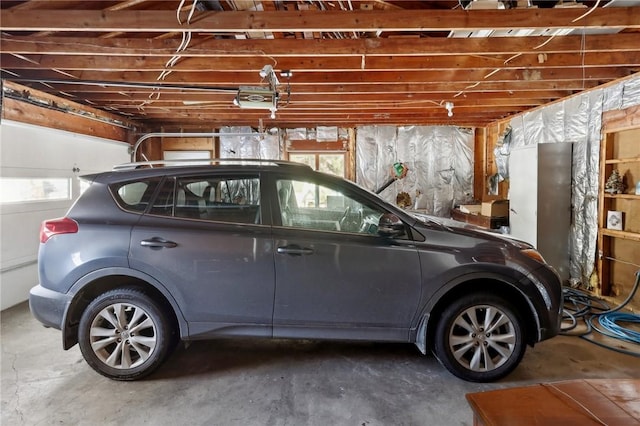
78, 287, 173, 381
433, 293, 525, 382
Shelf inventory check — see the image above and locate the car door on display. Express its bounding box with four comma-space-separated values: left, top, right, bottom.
270, 174, 422, 342
128, 172, 275, 338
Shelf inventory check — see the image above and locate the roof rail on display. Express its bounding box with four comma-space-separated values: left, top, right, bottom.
112, 158, 311, 171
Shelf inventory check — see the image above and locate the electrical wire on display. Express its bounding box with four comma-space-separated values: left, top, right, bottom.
571, 0, 601, 23
561, 270, 640, 357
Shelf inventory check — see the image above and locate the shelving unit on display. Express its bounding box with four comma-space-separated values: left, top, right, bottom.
596, 105, 640, 300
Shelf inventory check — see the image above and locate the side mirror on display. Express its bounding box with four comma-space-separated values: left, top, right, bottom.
378, 213, 405, 237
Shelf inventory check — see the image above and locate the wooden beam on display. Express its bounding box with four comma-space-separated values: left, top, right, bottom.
602, 104, 640, 132
3, 33, 640, 57
2, 80, 139, 130
141, 115, 497, 127
364, 52, 640, 71
2, 8, 639, 33
20, 80, 596, 94
5, 67, 629, 85
120, 106, 516, 116
64, 90, 569, 103
1, 97, 132, 141
4, 51, 639, 72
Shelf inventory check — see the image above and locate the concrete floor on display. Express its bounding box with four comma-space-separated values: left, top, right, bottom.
2, 302, 638, 426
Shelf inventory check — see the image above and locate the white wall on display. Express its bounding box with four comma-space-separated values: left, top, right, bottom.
1, 120, 130, 310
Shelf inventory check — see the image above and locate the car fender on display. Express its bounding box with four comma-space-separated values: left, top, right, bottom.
62, 267, 189, 346
412, 267, 541, 354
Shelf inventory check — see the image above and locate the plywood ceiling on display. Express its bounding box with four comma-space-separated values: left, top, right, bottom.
1, 0, 639, 130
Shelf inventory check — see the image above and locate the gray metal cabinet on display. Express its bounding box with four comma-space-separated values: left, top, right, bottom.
509, 142, 573, 281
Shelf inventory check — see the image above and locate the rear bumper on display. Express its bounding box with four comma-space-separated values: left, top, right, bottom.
29, 284, 71, 330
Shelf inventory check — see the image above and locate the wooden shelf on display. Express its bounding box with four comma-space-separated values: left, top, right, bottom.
597, 105, 640, 298
599, 228, 640, 242
604, 193, 640, 200
605, 156, 640, 164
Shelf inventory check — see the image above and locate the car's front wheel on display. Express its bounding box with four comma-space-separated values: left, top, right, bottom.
433, 293, 525, 382
78, 287, 173, 380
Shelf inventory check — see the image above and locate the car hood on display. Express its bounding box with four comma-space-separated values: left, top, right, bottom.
409, 211, 533, 250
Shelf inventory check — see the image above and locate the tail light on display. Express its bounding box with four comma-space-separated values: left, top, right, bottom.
40, 217, 78, 243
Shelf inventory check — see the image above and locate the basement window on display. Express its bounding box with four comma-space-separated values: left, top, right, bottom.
289, 153, 345, 177
0, 177, 71, 203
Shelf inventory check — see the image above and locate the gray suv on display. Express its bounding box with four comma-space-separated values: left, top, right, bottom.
30, 160, 562, 382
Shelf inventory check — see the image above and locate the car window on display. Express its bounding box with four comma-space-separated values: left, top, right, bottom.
110, 178, 161, 213
276, 178, 384, 235
148, 175, 261, 224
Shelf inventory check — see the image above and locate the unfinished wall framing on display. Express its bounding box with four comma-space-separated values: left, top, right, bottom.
597, 105, 640, 312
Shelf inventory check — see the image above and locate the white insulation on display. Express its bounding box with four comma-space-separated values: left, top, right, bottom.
219, 126, 281, 159
507, 75, 640, 285
355, 126, 475, 217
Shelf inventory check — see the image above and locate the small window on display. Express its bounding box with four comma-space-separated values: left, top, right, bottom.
277, 178, 384, 234
110, 178, 160, 213
149, 175, 261, 224
118, 182, 148, 205
289, 153, 346, 177
0, 177, 71, 203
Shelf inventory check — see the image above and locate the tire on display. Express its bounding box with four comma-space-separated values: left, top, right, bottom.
78, 287, 173, 381
433, 293, 525, 382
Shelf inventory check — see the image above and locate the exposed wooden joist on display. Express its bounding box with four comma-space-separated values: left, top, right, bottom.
2, 2, 638, 129
62, 90, 570, 102
3, 33, 640, 57
4, 51, 640, 72
1, 81, 140, 141
2, 8, 639, 33
136, 113, 500, 128
5, 67, 629, 85
21, 80, 597, 94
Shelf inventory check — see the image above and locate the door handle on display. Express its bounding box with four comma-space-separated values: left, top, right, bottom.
140, 237, 178, 248
277, 245, 314, 256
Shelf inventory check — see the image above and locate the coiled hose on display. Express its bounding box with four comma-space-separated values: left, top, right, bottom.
561, 270, 640, 357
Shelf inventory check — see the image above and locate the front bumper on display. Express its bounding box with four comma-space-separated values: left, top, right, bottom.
527, 264, 564, 342
29, 284, 71, 330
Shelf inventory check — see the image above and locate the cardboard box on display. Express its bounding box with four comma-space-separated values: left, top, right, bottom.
459, 204, 482, 215
481, 200, 509, 217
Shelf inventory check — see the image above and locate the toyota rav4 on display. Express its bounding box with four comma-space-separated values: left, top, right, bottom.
30, 160, 562, 382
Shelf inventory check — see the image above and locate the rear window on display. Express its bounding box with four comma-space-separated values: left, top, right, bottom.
110, 178, 161, 213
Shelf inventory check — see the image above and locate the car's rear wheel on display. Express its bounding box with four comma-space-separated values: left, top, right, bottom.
78, 287, 172, 380
433, 293, 525, 382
